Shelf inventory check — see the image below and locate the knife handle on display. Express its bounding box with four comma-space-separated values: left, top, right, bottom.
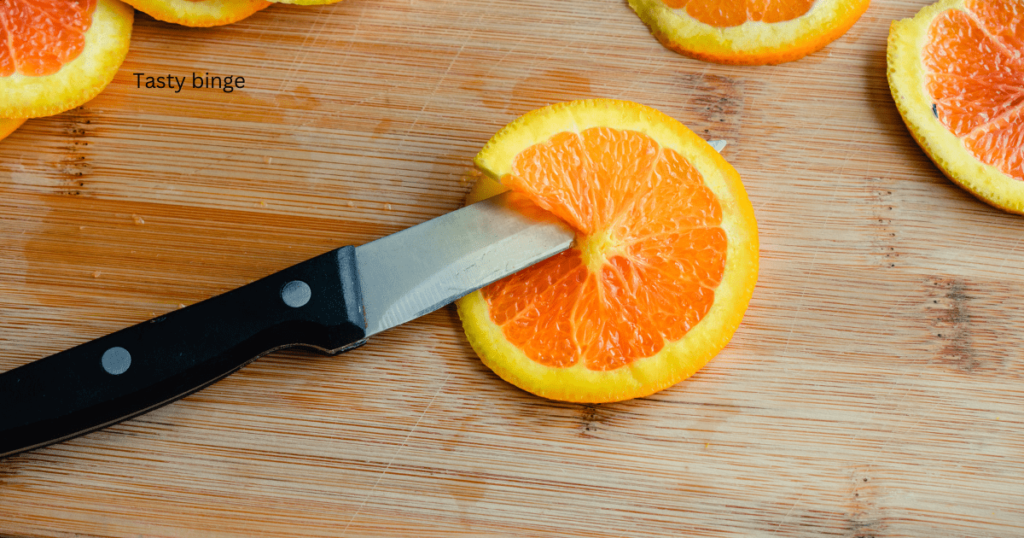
0, 246, 366, 459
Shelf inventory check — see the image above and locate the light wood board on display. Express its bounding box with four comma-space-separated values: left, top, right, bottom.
2, 0, 1023, 536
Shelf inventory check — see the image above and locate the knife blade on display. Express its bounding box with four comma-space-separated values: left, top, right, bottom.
0, 191, 574, 458
357, 192, 574, 336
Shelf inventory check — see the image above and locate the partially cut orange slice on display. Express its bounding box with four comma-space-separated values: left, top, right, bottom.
629, 0, 870, 64
123, 0, 270, 27
457, 100, 758, 403
0, 0, 133, 119
889, 0, 1024, 214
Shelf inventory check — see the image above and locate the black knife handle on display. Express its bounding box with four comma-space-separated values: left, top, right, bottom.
0, 246, 366, 459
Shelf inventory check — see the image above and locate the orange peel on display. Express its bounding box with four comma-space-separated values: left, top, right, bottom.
0, 118, 26, 141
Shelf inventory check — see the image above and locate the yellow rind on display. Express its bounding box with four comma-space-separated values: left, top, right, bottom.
628, 0, 870, 65
465, 174, 508, 205
887, 0, 1024, 215
0, 0, 133, 119
459, 99, 759, 403
124, 0, 271, 27
0, 118, 27, 142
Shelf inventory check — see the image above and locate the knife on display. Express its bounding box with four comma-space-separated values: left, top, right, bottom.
0, 191, 574, 458
0, 139, 728, 459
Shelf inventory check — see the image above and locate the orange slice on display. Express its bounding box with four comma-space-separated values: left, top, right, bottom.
629, 0, 871, 64
123, 0, 270, 27
0, 0, 133, 119
0, 118, 26, 142
888, 0, 1024, 214
457, 100, 759, 403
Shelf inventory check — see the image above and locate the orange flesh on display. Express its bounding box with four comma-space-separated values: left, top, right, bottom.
924, 0, 1024, 181
0, 0, 96, 77
482, 128, 727, 371
661, 0, 815, 27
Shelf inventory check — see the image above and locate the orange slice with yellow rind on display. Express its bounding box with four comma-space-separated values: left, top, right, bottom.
123, 0, 270, 27
0, 118, 26, 142
457, 100, 758, 403
629, 0, 870, 65
0, 0, 133, 119
888, 0, 1024, 214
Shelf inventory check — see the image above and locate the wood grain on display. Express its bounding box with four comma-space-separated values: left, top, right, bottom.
2, 0, 1024, 536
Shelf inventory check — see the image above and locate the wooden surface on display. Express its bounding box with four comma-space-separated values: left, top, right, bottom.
2, 0, 1023, 536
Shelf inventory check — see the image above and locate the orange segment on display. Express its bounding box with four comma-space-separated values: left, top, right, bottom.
485, 251, 587, 368
618, 147, 721, 240
457, 100, 758, 403
122, 0, 271, 28
503, 132, 596, 234
888, 0, 1024, 214
0, 0, 133, 119
970, 0, 1024, 52
922, 0, 1024, 180
663, 0, 814, 27
629, 0, 869, 64
580, 128, 661, 234
667, 0, 749, 27
0, 25, 10, 76
966, 106, 1024, 182
749, 0, 816, 24
0, 0, 96, 76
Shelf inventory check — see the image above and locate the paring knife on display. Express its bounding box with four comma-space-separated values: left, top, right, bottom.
0, 192, 573, 458
0, 139, 728, 459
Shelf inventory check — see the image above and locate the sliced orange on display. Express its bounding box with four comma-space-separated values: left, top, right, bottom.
889, 0, 1024, 214
0, 118, 27, 142
457, 100, 758, 403
0, 0, 133, 119
629, 0, 871, 65
123, 0, 270, 27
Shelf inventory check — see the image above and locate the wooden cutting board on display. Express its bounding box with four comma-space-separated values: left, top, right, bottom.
2, 0, 1022, 535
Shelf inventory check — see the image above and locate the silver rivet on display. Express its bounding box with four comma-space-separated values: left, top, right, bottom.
281, 280, 312, 308
102, 347, 131, 375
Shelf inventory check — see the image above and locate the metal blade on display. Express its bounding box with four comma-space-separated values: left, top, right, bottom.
355, 191, 575, 336
707, 139, 728, 153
